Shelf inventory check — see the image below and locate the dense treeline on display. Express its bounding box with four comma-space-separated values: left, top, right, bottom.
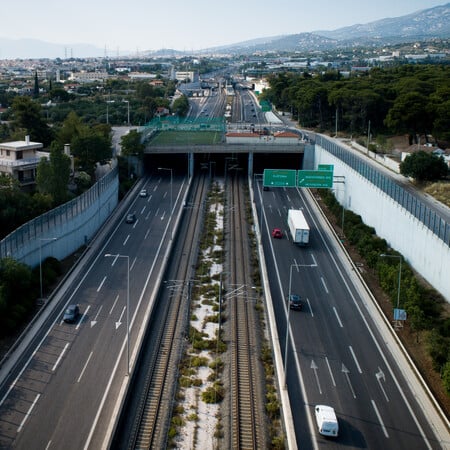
320, 189, 450, 400
261, 65, 450, 146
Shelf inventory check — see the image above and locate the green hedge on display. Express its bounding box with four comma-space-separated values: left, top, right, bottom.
320, 189, 450, 395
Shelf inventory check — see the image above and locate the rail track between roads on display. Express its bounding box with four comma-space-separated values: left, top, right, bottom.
227, 172, 265, 449
112, 173, 208, 449
113, 172, 269, 449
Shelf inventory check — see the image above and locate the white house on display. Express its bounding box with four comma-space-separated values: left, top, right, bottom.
0, 136, 48, 188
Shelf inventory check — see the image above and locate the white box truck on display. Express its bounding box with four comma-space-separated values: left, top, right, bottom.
314, 405, 339, 437
287, 209, 310, 245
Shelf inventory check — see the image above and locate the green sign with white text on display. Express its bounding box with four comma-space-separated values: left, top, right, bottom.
297, 170, 333, 188
263, 169, 296, 187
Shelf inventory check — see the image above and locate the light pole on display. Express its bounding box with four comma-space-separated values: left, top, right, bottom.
105, 253, 130, 375
158, 167, 173, 240
284, 263, 315, 388
380, 253, 403, 316
39, 237, 57, 300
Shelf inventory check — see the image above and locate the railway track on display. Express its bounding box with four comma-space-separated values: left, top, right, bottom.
118, 173, 209, 449
113, 171, 267, 449
227, 172, 264, 449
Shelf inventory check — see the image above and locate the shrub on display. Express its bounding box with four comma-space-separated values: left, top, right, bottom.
202, 382, 224, 403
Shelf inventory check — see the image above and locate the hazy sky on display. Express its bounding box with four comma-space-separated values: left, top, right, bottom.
1, 0, 446, 53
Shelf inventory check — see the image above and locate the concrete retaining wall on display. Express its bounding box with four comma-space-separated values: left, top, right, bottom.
315, 144, 450, 302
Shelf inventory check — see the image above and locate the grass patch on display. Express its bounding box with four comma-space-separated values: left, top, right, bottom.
423, 181, 450, 208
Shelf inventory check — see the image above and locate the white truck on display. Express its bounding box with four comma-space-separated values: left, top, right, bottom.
287, 209, 310, 245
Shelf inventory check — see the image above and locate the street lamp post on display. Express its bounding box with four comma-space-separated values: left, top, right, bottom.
284, 263, 315, 388
158, 167, 173, 240
39, 237, 57, 300
380, 253, 403, 314
105, 253, 130, 375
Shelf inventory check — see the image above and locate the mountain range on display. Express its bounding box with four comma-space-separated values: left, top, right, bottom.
0, 3, 449, 59
208, 3, 450, 55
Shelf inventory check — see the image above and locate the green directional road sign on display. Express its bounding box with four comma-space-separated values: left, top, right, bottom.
297, 170, 333, 188
318, 164, 334, 171
263, 169, 297, 187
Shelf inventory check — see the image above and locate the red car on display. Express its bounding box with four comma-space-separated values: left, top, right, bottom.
272, 228, 283, 239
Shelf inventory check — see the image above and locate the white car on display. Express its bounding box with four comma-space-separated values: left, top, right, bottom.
139, 189, 147, 197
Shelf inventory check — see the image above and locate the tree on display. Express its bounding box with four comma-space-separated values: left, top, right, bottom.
71, 131, 112, 176
33, 71, 39, 98
120, 130, 145, 158
11, 96, 53, 146
172, 95, 189, 117
400, 151, 448, 182
54, 111, 85, 148
384, 92, 432, 144
0, 258, 35, 337
442, 361, 450, 395
36, 142, 71, 205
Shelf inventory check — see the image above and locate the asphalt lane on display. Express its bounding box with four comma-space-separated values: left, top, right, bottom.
0, 174, 184, 449
258, 182, 444, 449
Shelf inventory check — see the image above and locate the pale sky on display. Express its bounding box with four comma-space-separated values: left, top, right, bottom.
1, 0, 446, 54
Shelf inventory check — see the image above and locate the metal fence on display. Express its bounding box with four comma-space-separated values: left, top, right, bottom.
0, 167, 118, 259
317, 135, 450, 247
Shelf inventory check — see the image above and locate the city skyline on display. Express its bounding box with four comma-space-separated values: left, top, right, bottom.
0, 0, 447, 58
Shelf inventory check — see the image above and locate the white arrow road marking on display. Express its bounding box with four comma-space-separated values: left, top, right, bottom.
115, 306, 126, 329
91, 305, 103, 327
342, 364, 356, 398
376, 367, 389, 402
311, 360, 322, 394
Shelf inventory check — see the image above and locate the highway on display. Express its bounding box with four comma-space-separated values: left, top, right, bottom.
0, 173, 187, 449
255, 181, 444, 449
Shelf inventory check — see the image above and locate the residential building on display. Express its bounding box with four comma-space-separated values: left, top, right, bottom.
0, 136, 48, 189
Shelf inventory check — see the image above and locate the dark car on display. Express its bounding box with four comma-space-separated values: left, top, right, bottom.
289, 294, 302, 310
126, 213, 136, 224
272, 228, 283, 239
63, 304, 80, 323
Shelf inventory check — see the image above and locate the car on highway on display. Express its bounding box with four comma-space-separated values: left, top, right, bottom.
289, 294, 302, 310
63, 304, 80, 323
126, 213, 136, 224
139, 189, 147, 197
271, 228, 283, 239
